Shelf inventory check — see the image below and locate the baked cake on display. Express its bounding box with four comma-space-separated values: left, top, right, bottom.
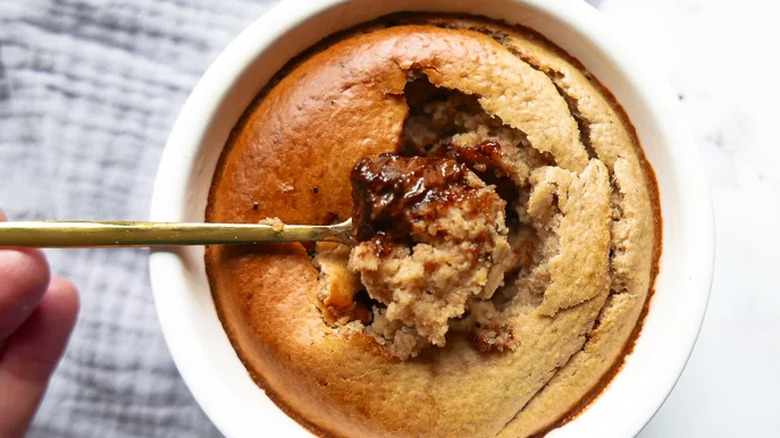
205, 14, 661, 438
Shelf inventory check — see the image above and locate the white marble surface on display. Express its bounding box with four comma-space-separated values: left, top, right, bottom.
597, 0, 780, 436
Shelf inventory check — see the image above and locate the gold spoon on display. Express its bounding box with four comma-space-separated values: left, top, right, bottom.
0, 219, 354, 248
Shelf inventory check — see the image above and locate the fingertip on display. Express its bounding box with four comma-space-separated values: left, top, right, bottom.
0, 208, 6, 221
46, 276, 80, 329
0, 276, 80, 384
0, 248, 50, 291
0, 275, 80, 437
0, 249, 51, 339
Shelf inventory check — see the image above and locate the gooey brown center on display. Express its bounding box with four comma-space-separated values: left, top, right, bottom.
351, 154, 471, 242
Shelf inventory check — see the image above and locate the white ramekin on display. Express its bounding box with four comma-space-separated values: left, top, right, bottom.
150, 0, 714, 436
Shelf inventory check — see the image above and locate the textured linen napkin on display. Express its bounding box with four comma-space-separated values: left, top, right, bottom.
0, 1, 600, 436
0, 1, 274, 436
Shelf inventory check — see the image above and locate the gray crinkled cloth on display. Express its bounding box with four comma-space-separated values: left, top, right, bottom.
0, 1, 273, 436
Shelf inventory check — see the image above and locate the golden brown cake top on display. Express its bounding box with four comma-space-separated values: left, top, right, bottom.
206, 14, 660, 438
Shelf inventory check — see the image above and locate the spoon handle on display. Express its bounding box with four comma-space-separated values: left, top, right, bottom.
0, 220, 353, 248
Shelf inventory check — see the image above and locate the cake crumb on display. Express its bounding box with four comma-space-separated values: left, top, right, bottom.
259, 217, 285, 232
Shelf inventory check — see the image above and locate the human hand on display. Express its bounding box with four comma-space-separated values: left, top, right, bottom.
0, 208, 79, 438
